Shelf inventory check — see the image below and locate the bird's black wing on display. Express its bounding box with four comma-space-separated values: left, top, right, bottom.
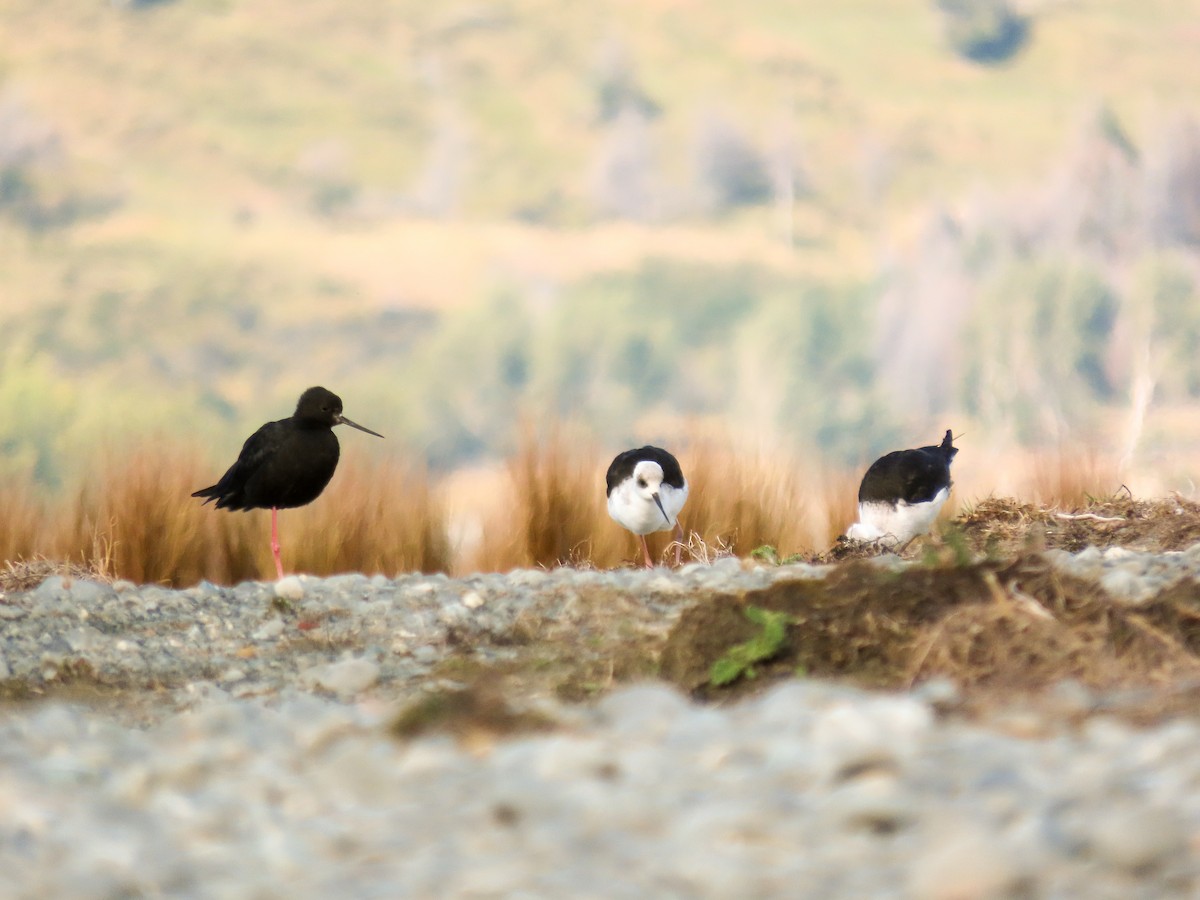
605, 446, 685, 496
606, 449, 641, 497
898, 450, 953, 504
646, 446, 686, 490
859, 431, 957, 505
859, 448, 951, 505
192, 418, 285, 510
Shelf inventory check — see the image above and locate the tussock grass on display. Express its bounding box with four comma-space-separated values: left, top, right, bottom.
0, 484, 47, 571
63, 445, 245, 587
286, 457, 450, 578
1024, 443, 1123, 506
2, 437, 1193, 586
683, 437, 856, 558
470, 428, 853, 571
0, 443, 450, 587
473, 425, 622, 572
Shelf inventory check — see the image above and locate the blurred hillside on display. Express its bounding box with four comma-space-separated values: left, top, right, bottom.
2, 0, 1199, 494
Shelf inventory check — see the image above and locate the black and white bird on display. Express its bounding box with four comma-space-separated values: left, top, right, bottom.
605, 446, 689, 568
846, 430, 958, 546
192, 387, 383, 579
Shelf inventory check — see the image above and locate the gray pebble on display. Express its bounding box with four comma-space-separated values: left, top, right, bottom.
1087, 805, 1187, 872
252, 618, 285, 640
908, 821, 1025, 900
301, 657, 380, 696
274, 575, 304, 601
1101, 566, 1156, 604
410, 645, 439, 664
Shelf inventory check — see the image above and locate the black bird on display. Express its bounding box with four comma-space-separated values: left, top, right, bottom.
605, 446, 689, 568
192, 386, 383, 579
846, 430, 958, 546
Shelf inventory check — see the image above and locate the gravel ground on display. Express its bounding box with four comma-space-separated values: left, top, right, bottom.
0, 558, 814, 709
2, 549, 1200, 897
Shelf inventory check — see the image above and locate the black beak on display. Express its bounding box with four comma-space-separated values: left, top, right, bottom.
652, 491, 670, 525
336, 414, 384, 438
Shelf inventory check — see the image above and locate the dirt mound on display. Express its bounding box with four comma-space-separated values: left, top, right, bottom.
800, 494, 1200, 565
958, 494, 1200, 555
0, 558, 108, 593
661, 553, 1200, 703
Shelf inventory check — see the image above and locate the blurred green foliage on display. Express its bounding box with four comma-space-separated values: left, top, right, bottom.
1, 1, 1199, 491
399, 259, 885, 463
6, 234, 1200, 488
0, 349, 79, 487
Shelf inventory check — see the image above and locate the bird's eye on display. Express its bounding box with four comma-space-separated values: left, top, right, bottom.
637, 477, 647, 488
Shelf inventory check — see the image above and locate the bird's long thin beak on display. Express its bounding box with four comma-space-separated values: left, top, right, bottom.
652, 491, 670, 525
337, 414, 384, 438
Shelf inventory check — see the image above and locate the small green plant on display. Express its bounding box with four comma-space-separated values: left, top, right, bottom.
269, 596, 295, 615
709, 605, 790, 687
750, 545, 779, 564
942, 525, 973, 567
919, 524, 973, 568
750, 545, 806, 566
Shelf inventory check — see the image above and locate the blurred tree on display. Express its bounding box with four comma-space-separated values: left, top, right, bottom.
692, 110, 773, 212
409, 51, 471, 219
765, 110, 811, 245
591, 37, 661, 125
295, 139, 358, 218
740, 284, 882, 459
873, 209, 975, 420
935, 0, 1030, 65
590, 107, 659, 221
1034, 105, 1140, 258
0, 349, 78, 488
411, 102, 470, 218
0, 88, 109, 230
1144, 114, 1200, 248
416, 290, 533, 462
529, 260, 775, 435
1136, 257, 1200, 397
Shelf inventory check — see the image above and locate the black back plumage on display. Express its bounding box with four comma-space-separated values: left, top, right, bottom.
857, 430, 958, 506
192, 387, 348, 512
605, 446, 686, 497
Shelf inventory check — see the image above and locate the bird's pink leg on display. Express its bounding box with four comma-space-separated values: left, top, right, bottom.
271, 507, 284, 580
672, 521, 685, 566
640, 535, 654, 569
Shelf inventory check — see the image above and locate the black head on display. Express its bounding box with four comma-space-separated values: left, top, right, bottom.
293, 386, 384, 438
294, 386, 344, 427
938, 429, 959, 461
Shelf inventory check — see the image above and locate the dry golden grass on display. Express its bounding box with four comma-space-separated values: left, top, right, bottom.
1022, 442, 1124, 506
679, 437, 854, 559
0, 483, 47, 570
286, 457, 450, 578
3, 434, 1194, 587
0, 444, 450, 587
472, 425, 625, 572
470, 427, 857, 572
61, 445, 244, 586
